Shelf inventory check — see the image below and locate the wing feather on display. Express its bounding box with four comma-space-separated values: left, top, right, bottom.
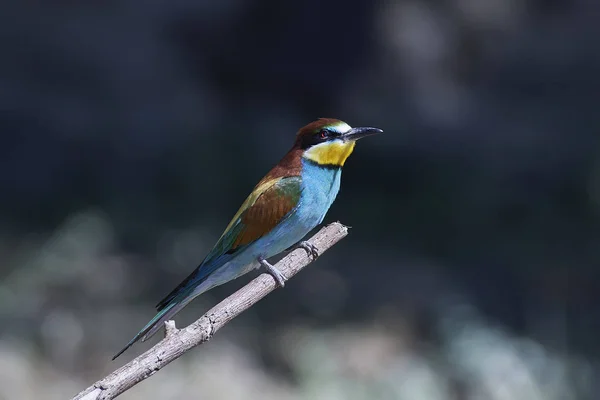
155, 175, 302, 311
231, 178, 300, 250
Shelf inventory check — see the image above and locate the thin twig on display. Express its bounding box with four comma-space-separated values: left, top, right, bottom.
72, 222, 349, 400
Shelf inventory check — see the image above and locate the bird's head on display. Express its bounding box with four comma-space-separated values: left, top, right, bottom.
295, 118, 383, 168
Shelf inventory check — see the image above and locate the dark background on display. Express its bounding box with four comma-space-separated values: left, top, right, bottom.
1, 0, 599, 399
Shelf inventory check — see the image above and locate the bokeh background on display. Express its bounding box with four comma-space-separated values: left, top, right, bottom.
1, 0, 599, 399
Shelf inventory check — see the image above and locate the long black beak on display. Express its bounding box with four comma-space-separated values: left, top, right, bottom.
343, 126, 383, 141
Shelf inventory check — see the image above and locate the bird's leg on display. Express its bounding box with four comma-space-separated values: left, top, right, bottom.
258, 256, 287, 288
297, 241, 319, 259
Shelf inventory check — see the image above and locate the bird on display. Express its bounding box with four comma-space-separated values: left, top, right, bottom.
112, 118, 382, 360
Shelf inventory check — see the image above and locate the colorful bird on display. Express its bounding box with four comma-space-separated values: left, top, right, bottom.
113, 118, 382, 359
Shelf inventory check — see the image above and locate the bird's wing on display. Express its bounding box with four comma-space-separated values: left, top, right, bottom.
155, 175, 302, 310
208, 175, 302, 260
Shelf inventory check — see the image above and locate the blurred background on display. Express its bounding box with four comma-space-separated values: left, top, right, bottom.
1, 0, 599, 399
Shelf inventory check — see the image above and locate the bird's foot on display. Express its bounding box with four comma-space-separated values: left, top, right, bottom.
298, 241, 319, 259
258, 256, 287, 288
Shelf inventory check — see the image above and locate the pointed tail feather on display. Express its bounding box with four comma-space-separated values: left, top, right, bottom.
155, 256, 221, 311
141, 299, 190, 342
112, 301, 178, 360
113, 262, 225, 360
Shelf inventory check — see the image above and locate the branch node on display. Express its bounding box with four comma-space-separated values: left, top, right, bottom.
163, 320, 178, 339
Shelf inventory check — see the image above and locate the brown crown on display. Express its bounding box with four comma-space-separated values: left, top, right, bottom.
295, 118, 343, 140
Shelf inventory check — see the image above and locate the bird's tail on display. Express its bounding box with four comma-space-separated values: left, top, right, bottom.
112, 295, 193, 360
112, 257, 225, 360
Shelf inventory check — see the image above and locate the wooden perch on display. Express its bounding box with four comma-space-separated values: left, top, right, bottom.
72, 222, 349, 400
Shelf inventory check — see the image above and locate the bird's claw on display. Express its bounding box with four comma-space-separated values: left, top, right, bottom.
258, 256, 287, 288
298, 241, 319, 259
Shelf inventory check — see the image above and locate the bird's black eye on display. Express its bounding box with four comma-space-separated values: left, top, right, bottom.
319, 129, 328, 139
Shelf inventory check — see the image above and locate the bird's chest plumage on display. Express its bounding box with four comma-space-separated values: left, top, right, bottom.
296, 160, 342, 226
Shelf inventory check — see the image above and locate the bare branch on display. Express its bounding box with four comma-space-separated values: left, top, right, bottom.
71, 222, 349, 400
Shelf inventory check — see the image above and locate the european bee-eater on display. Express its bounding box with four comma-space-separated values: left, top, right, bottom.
113, 118, 382, 359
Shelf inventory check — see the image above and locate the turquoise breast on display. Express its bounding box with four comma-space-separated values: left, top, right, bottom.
297, 159, 342, 226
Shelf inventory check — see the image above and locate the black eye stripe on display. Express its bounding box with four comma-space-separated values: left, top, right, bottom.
300, 127, 339, 149
319, 128, 341, 138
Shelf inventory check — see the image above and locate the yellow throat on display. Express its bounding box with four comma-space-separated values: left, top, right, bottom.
303, 140, 356, 167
